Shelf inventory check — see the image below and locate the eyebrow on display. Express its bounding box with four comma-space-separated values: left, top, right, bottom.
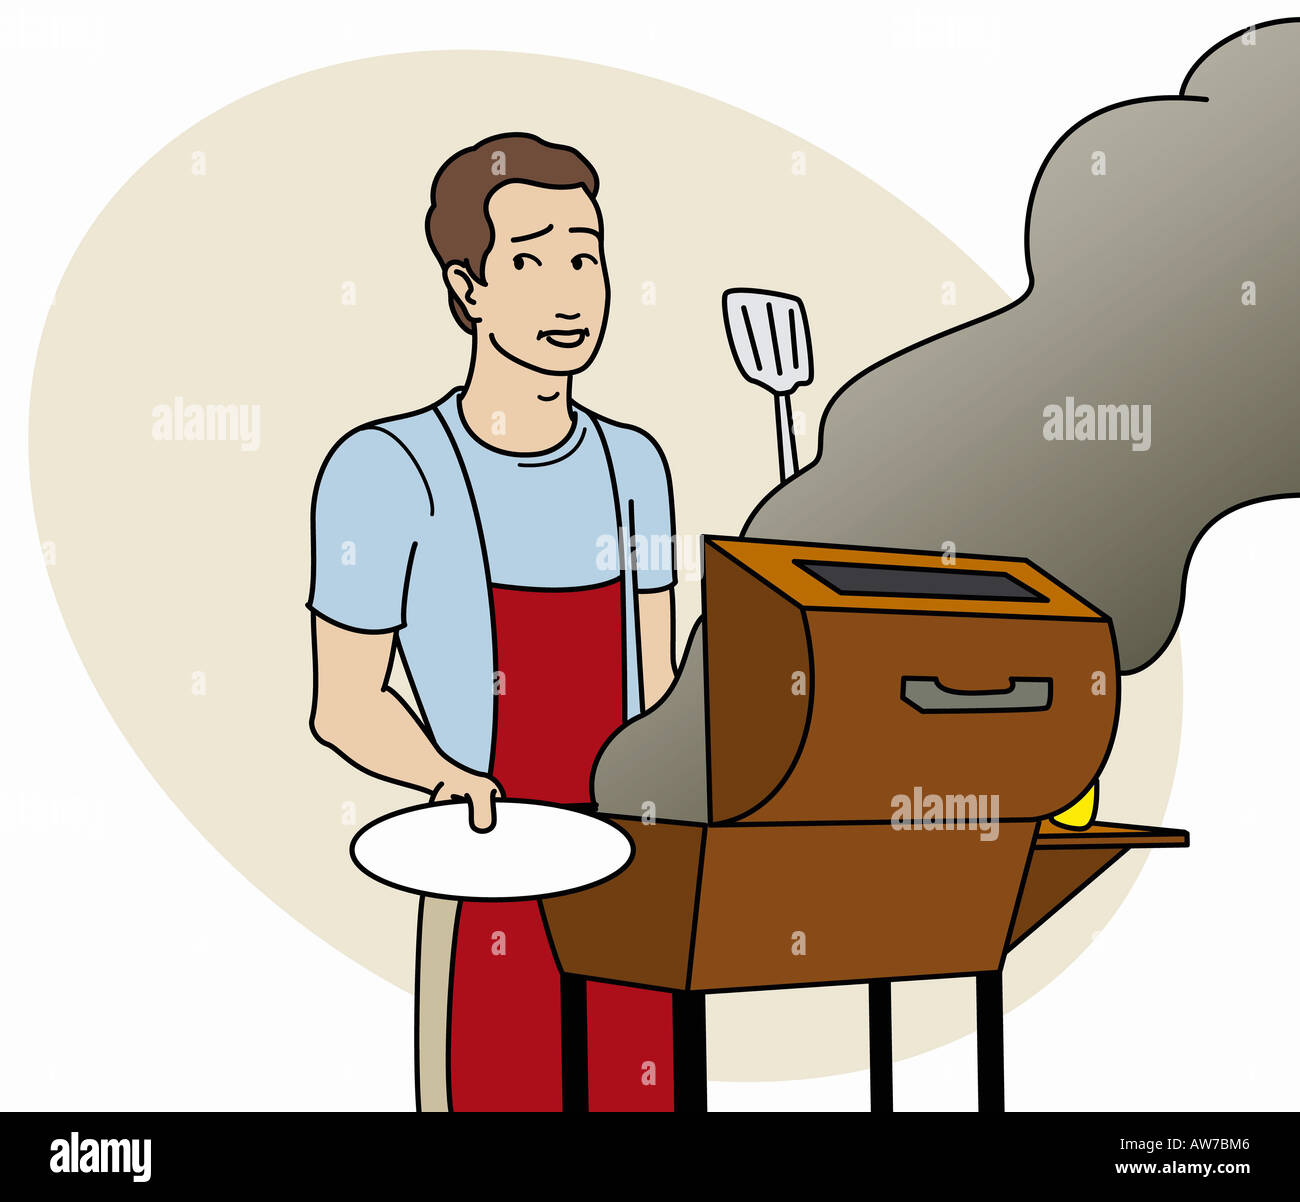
510, 224, 553, 243
569, 226, 600, 237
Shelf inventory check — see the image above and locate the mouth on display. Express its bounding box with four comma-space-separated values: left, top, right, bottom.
538, 327, 589, 349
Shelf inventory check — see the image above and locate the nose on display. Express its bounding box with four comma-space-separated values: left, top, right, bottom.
555, 311, 580, 320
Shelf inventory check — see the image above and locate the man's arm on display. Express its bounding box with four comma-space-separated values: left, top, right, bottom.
637, 587, 676, 708
309, 615, 500, 830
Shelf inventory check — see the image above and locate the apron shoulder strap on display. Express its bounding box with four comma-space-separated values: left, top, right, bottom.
588, 410, 644, 718
372, 391, 498, 772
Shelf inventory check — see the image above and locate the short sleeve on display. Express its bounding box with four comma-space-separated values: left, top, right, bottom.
628, 431, 676, 592
307, 426, 430, 631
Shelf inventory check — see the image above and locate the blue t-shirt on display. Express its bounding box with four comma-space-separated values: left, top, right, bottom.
308, 390, 674, 768
441, 393, 674, 591
308, 390, 675, 673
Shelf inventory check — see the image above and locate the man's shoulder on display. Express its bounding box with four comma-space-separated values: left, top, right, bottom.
317, 421, 420, 482
370, 391, 458, 440
315, 397, 459, 512
584, 407, 670, 476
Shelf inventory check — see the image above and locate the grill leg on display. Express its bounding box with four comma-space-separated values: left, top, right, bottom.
869, 979, 894, 1112
672, 990, 708, 1112
560, 973, 589, 1112
976, 970, 1005, 1113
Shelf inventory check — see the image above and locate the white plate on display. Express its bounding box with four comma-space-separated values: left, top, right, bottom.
349, 799, 634, 901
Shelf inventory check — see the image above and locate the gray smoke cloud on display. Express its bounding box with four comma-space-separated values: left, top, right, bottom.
596, 21, 1300, 820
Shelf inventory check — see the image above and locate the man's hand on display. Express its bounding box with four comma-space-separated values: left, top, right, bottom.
431, 764, 504, 833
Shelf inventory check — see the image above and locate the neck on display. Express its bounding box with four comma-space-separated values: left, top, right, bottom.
459, 338, 575, 453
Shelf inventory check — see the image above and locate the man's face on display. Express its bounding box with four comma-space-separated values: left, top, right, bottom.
466, 182, 609, 376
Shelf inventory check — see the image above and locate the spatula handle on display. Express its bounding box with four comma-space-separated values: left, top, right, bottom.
775, 392, 798, 481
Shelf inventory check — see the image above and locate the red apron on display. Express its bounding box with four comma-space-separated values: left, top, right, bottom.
448, 578, 675, 1111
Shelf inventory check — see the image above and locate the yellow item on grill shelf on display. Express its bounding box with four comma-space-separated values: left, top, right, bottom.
1050, 782, 1099, 830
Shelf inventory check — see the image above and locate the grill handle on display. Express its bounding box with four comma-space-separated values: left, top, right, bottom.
901, 676, 1053, 714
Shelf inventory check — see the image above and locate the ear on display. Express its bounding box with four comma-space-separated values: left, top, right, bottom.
445, 263, 482, 322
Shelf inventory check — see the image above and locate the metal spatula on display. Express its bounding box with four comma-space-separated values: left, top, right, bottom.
723, 288, 814, 482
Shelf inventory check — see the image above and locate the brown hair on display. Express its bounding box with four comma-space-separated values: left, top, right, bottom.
425, 133, 600, 333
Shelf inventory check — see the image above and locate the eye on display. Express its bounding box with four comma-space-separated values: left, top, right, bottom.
512, 252, 541, 270
571, 253, 599, 270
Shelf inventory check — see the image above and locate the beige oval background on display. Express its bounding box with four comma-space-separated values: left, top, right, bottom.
30, 50, 1179, 1099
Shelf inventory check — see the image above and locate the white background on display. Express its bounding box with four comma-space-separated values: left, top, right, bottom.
2, 1, 1294, 1111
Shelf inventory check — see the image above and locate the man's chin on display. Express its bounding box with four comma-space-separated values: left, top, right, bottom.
490, 332, 599, 377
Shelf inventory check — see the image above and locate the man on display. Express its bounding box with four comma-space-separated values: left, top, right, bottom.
307, 133, 678, 1111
